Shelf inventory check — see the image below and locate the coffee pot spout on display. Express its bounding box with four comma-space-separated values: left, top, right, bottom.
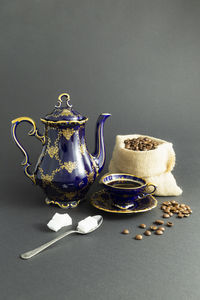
92, 113, 111, 174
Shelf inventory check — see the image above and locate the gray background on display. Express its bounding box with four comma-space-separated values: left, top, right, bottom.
1, 0, 200, 299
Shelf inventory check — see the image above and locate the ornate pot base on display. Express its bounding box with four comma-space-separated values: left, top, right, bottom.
45, 197, 84, 209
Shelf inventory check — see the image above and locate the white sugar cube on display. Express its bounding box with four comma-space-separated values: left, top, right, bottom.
77, 216, 98, 233
47, 213, 72, 232
47, 220, 63, 232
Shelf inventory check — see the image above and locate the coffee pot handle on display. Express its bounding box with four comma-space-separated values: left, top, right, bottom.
11, 117, 45, 183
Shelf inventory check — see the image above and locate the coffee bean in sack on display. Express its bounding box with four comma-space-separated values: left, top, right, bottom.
124, 137, 160, 151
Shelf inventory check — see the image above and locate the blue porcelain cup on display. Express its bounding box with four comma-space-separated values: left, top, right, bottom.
100, 173, 157, 210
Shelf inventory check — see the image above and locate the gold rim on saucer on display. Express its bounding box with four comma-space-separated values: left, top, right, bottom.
90, 189, 157, 214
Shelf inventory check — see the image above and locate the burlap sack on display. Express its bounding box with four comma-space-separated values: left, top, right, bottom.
108, 134, 182, 196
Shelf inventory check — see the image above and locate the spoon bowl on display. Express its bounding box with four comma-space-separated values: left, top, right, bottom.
77, 215, 103, 234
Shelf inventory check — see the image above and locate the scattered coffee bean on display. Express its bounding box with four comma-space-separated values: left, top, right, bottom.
167, 222, 174, 227
135, 234, 143, 240
163, 201, 171, 206
163, 213, 170, 218
160, 200, 192, 218
161, 205, 167, 210
178, 213, 184, 218
150, 225, 158, 231
155, 230, 164, 235
139, 224, 146, 229
122, 229, 130, 234
158, 226, 165, 231
170, 207, 176, 212
184, 214, 190, 217
170, 200, 177, 205
144, 230, 151, 236
155, 220, 164, 225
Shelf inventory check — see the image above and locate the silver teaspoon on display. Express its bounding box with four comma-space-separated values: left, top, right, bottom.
20, 215, 103, 260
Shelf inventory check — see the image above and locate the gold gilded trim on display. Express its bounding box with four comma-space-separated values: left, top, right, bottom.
56, 93, 72, 108
24, 165, 36, 184
45, 198, 80, 209
11, 117, 45, 184
90, 191, 157, 214
100, 173, 147, 187
40, 118, 88, 125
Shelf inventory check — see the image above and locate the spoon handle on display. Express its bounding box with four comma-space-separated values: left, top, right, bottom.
20, 230, 77, 260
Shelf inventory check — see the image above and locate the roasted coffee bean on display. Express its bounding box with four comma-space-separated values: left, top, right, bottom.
122, 229, 130, 234
161, 205, 167, 210
158, 227, 165, 231
167, 222, 174, 227
163, 213, 170, 218
124, 137, 160, 151
184, 214, 190, 217
150, 225, 157, 231
155, 220, 164, 225
178, 213, 184, 218
144, 230, 151, 236
135, 234, 143, 240
161, 200, 192, 221
170, 200, 177, 205
170, 207, 176, 212
163, 201, 171, 206
155, 230, 164, 235
139, 224, 146, 229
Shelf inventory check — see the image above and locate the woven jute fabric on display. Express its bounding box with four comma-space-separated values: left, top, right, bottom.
108, 134, 182, 196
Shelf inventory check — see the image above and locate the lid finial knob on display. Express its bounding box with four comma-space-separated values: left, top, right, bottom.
55, 93, 72, 108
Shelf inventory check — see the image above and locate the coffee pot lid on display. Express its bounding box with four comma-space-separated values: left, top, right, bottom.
41, 93, 88, 125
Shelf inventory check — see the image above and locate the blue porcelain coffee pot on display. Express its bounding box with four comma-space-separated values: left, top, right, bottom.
11, 93, 111, 208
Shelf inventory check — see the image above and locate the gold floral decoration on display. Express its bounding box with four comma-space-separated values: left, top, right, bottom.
80, 143, 86, 155
86, 170, 95, 184
64, 191, 77, 200
60, 109, 74, 117
62, 128, 75, 140
41, 173, 54, 182
47, 145, 59, 159
61, 161, 77, 173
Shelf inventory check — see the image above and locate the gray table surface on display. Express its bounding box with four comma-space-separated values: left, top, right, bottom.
1, 1, 200, 299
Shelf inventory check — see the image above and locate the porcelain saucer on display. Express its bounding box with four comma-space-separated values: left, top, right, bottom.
90, 189, 157, 214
